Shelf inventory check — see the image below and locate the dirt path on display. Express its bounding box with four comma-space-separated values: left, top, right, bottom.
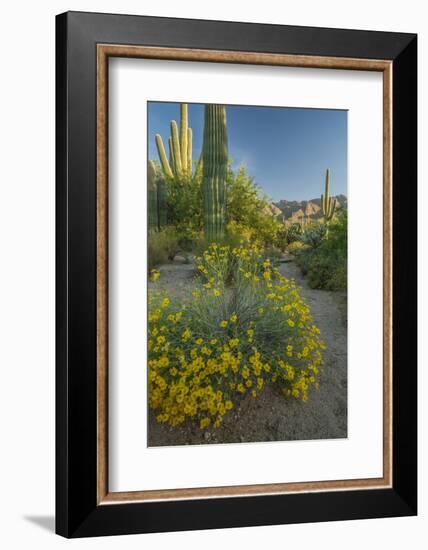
148, 258, 347, 446
149, 261, 197, 300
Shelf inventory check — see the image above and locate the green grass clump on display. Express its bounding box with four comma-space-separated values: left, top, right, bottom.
148, 227, 180, 270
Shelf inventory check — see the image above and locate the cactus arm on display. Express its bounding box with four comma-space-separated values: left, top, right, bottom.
155, 134, 173, 178
148, 159, 156, 184
331, 198, 337, 218
168, 136, 173, 165
154, 103, 193, 181
170, 120, 182, 175
180, 104, 188, 175
187, 127, 193, 176
325, 168, 331, 202
168, 136, 176, 175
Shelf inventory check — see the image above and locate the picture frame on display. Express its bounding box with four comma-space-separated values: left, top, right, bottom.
56, 11, 417, 538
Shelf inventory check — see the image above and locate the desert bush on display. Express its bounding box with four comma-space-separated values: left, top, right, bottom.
159, 162, 203, 239
285, 222, 303, 244
148, 243, 325, 429
261, 245, 283, 265
299, 223, 327, 249
226, 166, 281, 246
295, 211, 347, 291
195, 242, 271, 287
148, 227, 180, 270
150, 162, 283, 249
276, 222, 307, 251
225, 220, 256, 245
287, 240, 305, 254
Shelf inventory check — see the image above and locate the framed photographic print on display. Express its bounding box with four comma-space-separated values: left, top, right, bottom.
56, 11, 417, 538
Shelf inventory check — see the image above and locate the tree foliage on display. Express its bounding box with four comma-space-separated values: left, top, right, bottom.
226, 165, 280, 246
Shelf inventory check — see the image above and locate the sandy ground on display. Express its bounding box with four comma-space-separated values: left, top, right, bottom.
148, 258, 347, 446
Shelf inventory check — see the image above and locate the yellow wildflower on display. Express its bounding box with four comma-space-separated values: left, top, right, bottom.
150, 269, 160, 282
182, 328, 191, 342
200, 417, 210, 429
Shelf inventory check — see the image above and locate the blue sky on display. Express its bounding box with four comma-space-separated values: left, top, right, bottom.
148, 102, 347, 202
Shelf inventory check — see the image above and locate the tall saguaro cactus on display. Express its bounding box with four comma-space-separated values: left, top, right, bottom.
201, 104, 228, 242
321, 168, 337, 224
155, 104, 193, 179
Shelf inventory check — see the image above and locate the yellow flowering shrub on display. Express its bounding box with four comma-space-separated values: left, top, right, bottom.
195, 241, 275, 287
148, 243, 325, 429
150, 268, 160, 282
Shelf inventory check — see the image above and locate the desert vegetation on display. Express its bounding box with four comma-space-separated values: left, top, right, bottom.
147, 102, 347, 444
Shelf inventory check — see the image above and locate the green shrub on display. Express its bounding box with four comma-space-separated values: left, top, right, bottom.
158, 161, 203, 239
148, 227, 180, 270
284, 222, 303, 245
226, 166, 281, 246
287, 240, 305, 254
149, 161, 283, 249
261, 245, 283, 265
299, 224, 327, 249
295, 211, 347, 291
225, 220, 255, 245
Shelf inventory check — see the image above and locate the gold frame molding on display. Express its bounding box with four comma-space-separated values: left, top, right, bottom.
96, 44, 392, 505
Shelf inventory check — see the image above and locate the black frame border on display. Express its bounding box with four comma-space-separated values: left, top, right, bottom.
56, 11, 417, 538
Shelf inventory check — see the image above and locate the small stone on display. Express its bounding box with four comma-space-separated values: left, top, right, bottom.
204, 432, 211, 441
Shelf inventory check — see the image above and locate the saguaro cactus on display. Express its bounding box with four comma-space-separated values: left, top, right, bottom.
148, 160, 159, 230
299, 213, 307, 234
148, 160, 168, 230
321, 168, 337, 223
157, 176, 168, 228
155, 104, 193, 179
201, 104, 228, 242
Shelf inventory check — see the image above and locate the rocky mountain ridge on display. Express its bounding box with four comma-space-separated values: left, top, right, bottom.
273, 194, 347, 222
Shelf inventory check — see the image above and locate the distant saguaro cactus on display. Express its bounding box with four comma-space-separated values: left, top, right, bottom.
148, 160, 168, 230
148, 160, 159, 230
299, 213, 307, 234
157, 176, 168, 228
321, 169, 337, 224
155, 104, 193, 179
201, 104, 228, 242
